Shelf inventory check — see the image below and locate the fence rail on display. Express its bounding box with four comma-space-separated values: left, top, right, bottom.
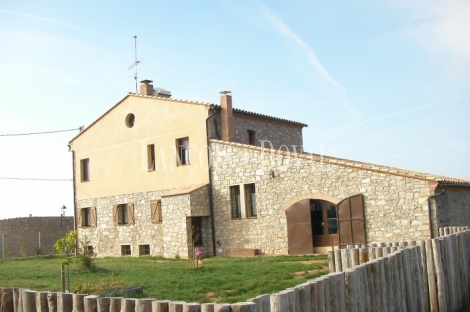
1, 227, 469, 311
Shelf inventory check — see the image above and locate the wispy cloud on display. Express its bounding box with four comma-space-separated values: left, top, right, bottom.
254, 1, 340, 89
317, 93, 470, 136
393, 0, 470, 70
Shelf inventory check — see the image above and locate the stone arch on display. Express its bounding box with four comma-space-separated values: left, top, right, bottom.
280, 193, 340, 212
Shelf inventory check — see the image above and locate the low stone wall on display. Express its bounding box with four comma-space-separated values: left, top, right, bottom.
0, 216, 73, 258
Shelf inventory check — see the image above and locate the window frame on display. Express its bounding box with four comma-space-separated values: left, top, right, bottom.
77, 207, 96, 227
230, 185, 241, 219
80, 158, 90, 182
139, 244, 150, 256
244, 183, 257, 218
176, 137, 190, 166
248, 130, 256, 145
147, 144, 155, 171
113, 203, 135, 225
121, 245, 131, 256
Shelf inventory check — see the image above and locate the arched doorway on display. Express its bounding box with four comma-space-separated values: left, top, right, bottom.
286, 194, 365, 255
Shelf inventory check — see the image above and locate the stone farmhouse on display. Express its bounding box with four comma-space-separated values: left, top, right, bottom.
69, 80, 470, 258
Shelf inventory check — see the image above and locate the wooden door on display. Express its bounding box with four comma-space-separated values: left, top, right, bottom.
337, 194, 366, 246
286, 199, 314, 255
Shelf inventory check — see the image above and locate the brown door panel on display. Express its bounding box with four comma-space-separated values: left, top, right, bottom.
286, 199, 314, 255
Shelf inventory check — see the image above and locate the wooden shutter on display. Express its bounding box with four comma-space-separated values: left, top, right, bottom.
286, 199, 314, 255
128, 203, 135, 224
91, 207, 97, 227
113, 205, 118, 225
151, 200, 162, 224
76, 208, 82, 227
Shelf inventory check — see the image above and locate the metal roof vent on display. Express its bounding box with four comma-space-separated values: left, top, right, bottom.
153, 87, 172, 98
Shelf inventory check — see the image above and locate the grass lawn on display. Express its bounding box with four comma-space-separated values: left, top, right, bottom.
0, 254, 329, 303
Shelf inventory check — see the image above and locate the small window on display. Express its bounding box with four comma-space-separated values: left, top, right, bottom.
139, 244, 150, 256
77, 207, 96, 227
327, 205, 338, 234
113, 204, 135, 225
121, 245, 131, 256
80, 159, 90, 182
176, 137, 190, 165
245, 183, 257, 217
147, 144, 155, 171
150, 200, 162, 223
248, 130, 256, 145
125, 113, 135, 128
83, 245, 94, 256
191, 217, 203, 246
230, 185, 241, 219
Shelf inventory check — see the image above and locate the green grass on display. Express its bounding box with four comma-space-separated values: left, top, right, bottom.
0, 254, 329, 303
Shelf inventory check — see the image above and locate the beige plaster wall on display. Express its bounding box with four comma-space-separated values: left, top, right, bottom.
70, 95, 211, 200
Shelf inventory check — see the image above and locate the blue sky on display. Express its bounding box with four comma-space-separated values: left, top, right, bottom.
0, 0, 469, 219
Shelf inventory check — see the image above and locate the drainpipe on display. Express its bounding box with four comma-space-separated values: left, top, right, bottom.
427, 184, 446, 238
206, 105, 217, 256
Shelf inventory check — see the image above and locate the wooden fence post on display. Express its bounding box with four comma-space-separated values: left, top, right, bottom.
47, 292, 57, 312
57, 293, 73, 312
152, 300, 170, 312
120, 298, 135, 312
182, 302, 201, 312
14, 288, 23, 312
213, 303, 231, 312
334, 249, 342, 272
97, 297, 110, 312
294, 282, 310, 312
109, 297, 122, 312
341, 248, 350, 270
327, 251, 335, 273
230, 302, 256, 312
1, 288, 14, 312
419, 240, 430, 312
247, 294, 270, 312
168, 301, 185, 312
36, 291, 49, 312
349, 249, 359, 268
432, 238, 448, 312
135, 298, 153, 312
84, 295, 99, 312
72, 294, 86, 312
21, 289, 36, 312
200, 303, 215, 312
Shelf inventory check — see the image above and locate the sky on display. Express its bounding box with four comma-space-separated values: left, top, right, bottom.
0, 0, 469, 220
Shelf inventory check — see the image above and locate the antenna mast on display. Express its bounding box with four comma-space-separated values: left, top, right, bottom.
127, 35, 140, 93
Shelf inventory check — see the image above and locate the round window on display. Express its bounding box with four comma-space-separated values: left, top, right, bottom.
125, 113, 135, 128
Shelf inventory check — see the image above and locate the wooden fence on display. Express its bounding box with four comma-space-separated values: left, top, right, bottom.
1, 227, 469, 311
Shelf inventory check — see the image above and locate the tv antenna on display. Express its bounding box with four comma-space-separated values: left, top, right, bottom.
127, 35, 141, 93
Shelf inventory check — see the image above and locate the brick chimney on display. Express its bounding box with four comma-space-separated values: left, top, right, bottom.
220, 91, 234, 142
140, 79, 154, 96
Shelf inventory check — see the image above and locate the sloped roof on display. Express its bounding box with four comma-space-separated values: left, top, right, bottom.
69, 92, 308, 143
210, 140, 470, 186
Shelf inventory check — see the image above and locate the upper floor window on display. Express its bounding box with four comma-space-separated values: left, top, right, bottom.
230, 185, 241, 219
248, 130, 256, 145
245, 183, 257, 217
77, 207, 96, 227
177, 137, 190, 165
80, 158, 90, 182
147, 144, 155, 171
113, 203, 135, 225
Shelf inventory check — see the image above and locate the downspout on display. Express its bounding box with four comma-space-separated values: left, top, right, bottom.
427, 184, 446, 238
206, 105, 217, 256
68, 145, 77, 232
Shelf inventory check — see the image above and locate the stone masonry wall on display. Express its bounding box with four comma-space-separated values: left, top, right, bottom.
77, 186, 212, 259
436, 189, 470, 228
0, 217, 73, 257
77, 190, 165, 258
208, 113, 304, 149
209, 140, 433, 256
